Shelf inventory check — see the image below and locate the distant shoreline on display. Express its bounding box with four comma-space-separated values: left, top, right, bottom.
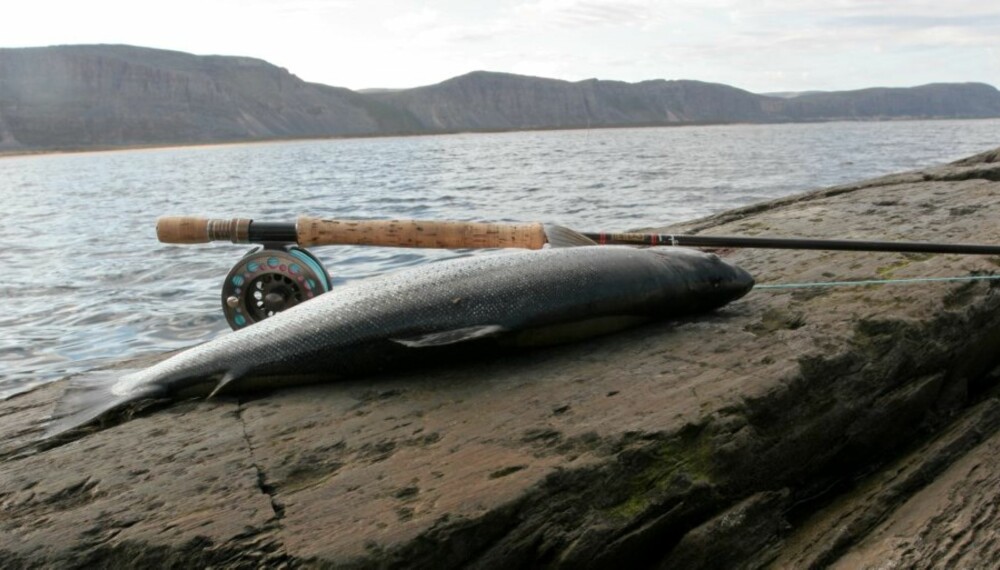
3, 115, 997, 159
4, 45, 998, 159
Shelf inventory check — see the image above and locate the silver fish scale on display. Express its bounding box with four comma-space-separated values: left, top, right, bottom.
112, 246, 753, 397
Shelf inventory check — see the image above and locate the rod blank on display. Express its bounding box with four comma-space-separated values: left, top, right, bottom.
583, 232, 1000, 256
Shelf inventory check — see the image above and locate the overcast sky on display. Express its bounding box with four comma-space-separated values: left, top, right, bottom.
6, 0, 999, 93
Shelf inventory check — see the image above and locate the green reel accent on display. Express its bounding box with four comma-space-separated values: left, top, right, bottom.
221, 245, 331, 330
288, 247, 331, 294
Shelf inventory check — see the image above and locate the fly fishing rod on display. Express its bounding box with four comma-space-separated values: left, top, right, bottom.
157, 215, 1000, 255
157, 216, 1000, 329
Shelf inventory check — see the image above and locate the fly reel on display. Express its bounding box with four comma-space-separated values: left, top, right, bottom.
221, 245, 331, 330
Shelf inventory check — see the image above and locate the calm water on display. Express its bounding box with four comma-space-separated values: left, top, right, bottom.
1, 120, 999, 398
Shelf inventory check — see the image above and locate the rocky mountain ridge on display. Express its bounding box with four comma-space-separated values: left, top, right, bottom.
2, 44, 999, 151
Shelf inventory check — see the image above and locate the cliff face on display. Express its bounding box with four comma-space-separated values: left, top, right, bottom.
369, 72, 769, 130
373, 72, 1000, 131
1, 45, 999, 151
771, 83, 1000, 120
2, 149, 1000, 568
0, 45, 392, 148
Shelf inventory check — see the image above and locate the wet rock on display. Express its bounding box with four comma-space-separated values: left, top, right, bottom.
3, 148, 1000, 568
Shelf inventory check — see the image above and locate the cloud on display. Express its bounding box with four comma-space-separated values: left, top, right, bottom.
512, 0, 667, 29
384, 8, 440, 33
826, 14, 1000, 29
656, 1, 1000, 62
264, 0, 350, 15
819, 11, 1000, 49
709, 0, 994, 17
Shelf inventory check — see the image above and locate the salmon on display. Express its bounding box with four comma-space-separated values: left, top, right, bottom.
48, 245, 753, 437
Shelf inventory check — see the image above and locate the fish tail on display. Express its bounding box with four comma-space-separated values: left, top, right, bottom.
46, 369, 162, 440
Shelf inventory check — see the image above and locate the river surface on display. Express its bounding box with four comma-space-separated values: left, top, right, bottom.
1, 119, 999, 398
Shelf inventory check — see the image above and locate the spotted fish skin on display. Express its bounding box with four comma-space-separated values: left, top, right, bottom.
50, 246, 753, 435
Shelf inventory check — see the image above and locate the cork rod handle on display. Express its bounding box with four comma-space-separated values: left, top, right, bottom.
296, 216, 548, 250
157, 216, 548, 250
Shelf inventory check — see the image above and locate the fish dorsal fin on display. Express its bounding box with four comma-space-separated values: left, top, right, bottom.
544, 224, 598, 247
391, 324, 508, 348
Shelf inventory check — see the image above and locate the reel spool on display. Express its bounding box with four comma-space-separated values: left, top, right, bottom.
221, 245, 331, 330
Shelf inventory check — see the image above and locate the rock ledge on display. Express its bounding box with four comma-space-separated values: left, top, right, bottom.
3, 149, 1000, 568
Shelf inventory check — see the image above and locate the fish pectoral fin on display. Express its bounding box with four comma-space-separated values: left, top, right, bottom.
391, 324, 508, 348
544, 224, 598, 247
208, 370, 244, 399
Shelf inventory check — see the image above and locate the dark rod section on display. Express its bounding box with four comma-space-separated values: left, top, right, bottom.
582, 233, 1000, 255
248, 221, 298, 244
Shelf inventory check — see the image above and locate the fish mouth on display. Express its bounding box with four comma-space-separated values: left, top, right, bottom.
703, 263, 755, 305
727, 264, 756, 298
647, 247, 755, 303
648, 247, 754, 289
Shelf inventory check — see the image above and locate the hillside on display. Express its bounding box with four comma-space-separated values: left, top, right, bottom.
369, 72, 770, 130
1, 45, 999, 151
770, 83, 1000, 121
0, 45, 412, 150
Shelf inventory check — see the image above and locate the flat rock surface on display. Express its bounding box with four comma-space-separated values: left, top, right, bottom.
3, 148, 1000, 568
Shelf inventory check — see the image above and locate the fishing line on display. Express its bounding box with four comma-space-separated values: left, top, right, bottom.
755, 274, 1000, 290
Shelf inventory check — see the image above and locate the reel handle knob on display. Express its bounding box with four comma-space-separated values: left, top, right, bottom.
157, 217, 252, 244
